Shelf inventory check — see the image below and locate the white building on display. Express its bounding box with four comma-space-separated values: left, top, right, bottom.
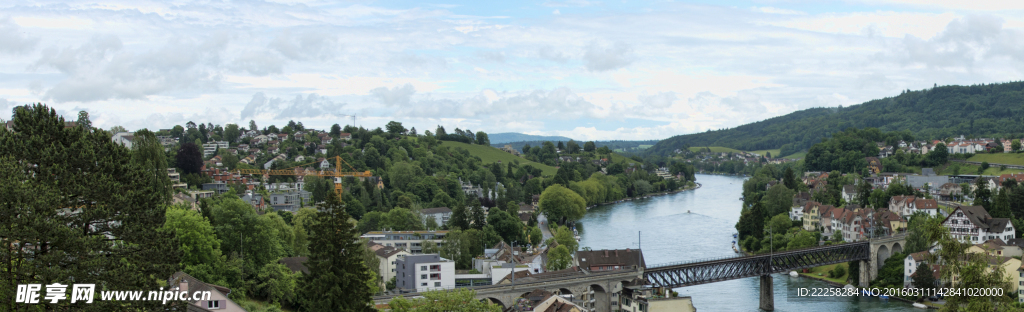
202, 141, 229, 157
360, 230, 448, 254
374, 246, 410, 290
420, 207, 453, 226
904, 251, 930, 288
942, 205, 1015, 243
111, 132, 135, 149
395, 254, 456, 292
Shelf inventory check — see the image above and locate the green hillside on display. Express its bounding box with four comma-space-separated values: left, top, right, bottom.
967, 153, 1024, 166
648, 82, 1024, 157
439, 141, 558, 176
688, 146, 743, 153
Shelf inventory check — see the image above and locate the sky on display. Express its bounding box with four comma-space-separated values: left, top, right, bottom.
2, 0, 1024, 141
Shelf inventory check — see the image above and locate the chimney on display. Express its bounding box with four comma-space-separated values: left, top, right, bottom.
604, 250, 608, 257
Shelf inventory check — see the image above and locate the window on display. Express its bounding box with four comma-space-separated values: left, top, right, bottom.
421, 283, 427, 286
435, 282, 441, 287
421, 266, 427, 271
421, 274, 427, 280
207, 300, 220, 309
958, 212, 963, 217
430, 265, 441, 271
430, 273, 440, 280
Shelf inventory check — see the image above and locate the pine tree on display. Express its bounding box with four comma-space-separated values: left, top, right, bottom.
1, 104, 180, 311
450, 205, 471, 230
297, 192, 375, 311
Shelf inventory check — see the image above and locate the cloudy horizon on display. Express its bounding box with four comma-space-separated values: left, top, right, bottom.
2, 0, 1024, 140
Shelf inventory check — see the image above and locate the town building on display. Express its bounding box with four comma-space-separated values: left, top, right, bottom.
420, 207, 452, 226
576, 249, 645, 272
111, 132, 135, 149
395, 254, 456, 293
374, 246, 410, 290
168, 271, 245, 312
942, 205, 1016, 243
360, 230, 448, 254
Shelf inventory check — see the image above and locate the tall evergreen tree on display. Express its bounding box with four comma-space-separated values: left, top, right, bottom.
0, 104, 180, 311
449, 205, 471, 230
297, 192, 375, 311
783, 167, 797, 190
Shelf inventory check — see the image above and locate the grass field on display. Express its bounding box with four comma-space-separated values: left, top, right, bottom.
440, 141, 558, 176
750, 149, 782, 157
967, 153, 1024, 166
800, 262, 849, 284
939, 162, 1024, 176
780, 151, 807, 159
608, 152, 640, 165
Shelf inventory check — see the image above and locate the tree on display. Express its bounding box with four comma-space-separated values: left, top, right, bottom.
539, 184, 587, 224
224, 123, 241, 143
0, 104, 179, 311
249, 120, 258, 131
991, 188, 1012, 218
529, 227, 543, 246
164, 206, 226, 284
449, 205, 471, 230
257, 263, 299, 306
911, 262, 936, 290
761, 184, 795, 217
583, 141, 596, 152
212, 196, 284, 273
782, 167, 797, 190
1013, 139, 1022, 153
110, 125, 127, 133
176, 142, 204, 174
330, 123, 342, 137
786, 230, 816, 249
475, 131, 490, 146
547, 245, 572, 271
76, 110, 91, 130
297, 193, 376, 311
292, 208, 317, 256
767, 213, 792, 235
386, 121, 406, 135
553, 225, 579, 252
566, 140, 580, 154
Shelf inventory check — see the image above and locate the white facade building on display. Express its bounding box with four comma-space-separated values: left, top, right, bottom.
942, 205, 1016, 244
395, 254, 456, 292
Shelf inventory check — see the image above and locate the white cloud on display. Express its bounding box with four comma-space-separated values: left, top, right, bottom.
0, 17, 40, 54
583, 42, 633, 72
1, 1, 1022, 141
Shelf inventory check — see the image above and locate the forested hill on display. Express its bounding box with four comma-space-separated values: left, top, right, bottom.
488, 132, 574, 144
647, 81, 1024, 157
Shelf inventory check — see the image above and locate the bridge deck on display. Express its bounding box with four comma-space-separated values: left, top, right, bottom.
644, 241, 870, 288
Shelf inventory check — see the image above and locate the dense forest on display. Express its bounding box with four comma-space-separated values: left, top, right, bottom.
647, 81, 1024, 157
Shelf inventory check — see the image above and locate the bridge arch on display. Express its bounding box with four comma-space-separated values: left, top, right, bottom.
892, 242, 903, 256
483, 297, 506, 309
590, 284, 609, 312
877, 244, 890, 268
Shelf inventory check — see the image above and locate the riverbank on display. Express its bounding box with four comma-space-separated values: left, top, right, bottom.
586, 181, 702, 210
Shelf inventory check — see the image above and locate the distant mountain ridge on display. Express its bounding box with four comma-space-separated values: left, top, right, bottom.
488, 132, 575, 144
647, 81, 1024, 157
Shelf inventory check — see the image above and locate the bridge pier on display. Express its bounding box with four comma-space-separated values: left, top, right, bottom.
859, 260, 870, 288
759, 275, 773, 311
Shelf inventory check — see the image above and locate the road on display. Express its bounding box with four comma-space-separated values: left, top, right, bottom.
537, 213, 553, 241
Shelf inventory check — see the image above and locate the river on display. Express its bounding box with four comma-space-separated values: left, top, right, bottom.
576, 174, 915, 311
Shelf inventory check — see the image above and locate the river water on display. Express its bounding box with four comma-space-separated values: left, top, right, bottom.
576, 174, 915, 311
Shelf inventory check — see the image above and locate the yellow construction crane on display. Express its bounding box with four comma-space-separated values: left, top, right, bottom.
234, 156, 371, 196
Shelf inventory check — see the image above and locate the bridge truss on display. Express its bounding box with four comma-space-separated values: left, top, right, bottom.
644, 241, 869, 288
